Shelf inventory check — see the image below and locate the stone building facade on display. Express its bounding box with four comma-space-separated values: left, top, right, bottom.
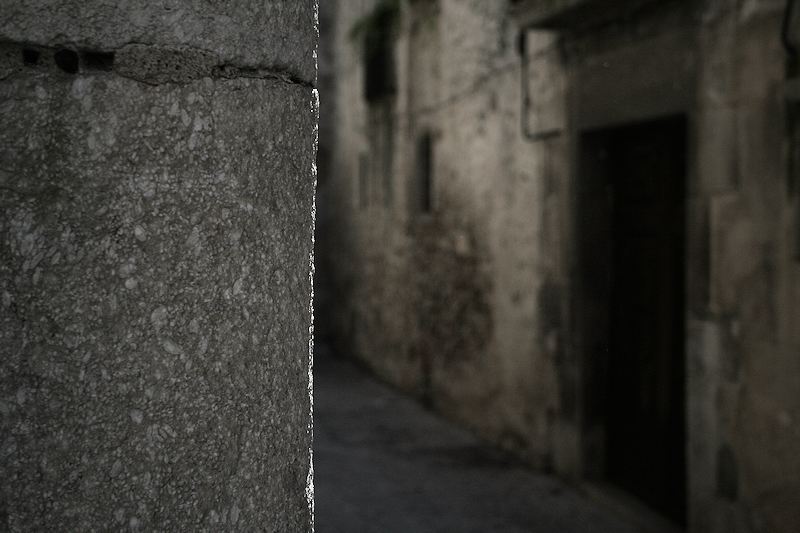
1, 1, 316, 530
321, 0, 800, 530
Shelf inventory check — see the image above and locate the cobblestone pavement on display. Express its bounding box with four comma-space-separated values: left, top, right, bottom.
313, 348, 684, 533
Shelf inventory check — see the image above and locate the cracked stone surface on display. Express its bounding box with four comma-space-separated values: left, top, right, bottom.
0, 0, 317, 83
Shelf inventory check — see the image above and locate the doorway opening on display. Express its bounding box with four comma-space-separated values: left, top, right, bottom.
578, 115, 687, 526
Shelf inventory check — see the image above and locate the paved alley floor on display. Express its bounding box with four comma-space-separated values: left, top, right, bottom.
313, 350, 684, 533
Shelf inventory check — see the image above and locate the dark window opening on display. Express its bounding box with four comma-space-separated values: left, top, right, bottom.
411, 132, 434, 213
362, 9, 397, 102
364, 45, 396, 102
358, 153, 369, 210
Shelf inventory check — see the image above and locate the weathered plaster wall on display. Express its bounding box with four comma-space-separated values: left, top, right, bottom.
325, 0, 560, 466
428, 1, 568, 468
1, 2, 316, 531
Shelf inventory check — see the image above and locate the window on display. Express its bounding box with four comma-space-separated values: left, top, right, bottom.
361, 2, 398, 102
410, 132, 434, 214
358, 153, 369, 210
351, 0, 399, 209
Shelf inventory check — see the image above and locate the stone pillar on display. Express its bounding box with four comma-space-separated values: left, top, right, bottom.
0, 2, 316, 531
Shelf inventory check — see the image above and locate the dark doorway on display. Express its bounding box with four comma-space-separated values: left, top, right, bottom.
578, 115, 687, 526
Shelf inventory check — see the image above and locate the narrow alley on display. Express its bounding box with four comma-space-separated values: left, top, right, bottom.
313, 346, 683, 533
316, 2, 800, 530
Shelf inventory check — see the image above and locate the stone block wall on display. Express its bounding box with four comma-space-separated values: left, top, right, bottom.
688, 4, 800, 532
0, 2, 316, 531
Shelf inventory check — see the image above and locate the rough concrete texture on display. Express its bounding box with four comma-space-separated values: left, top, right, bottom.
0, 0, 316, 83
1, 71, 315, 531
114, 44, 221, 85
